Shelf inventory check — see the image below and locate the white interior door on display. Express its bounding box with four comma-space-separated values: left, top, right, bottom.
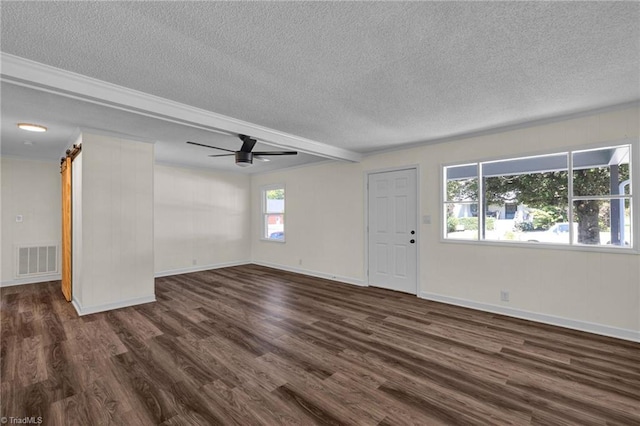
368, 168, 418, 294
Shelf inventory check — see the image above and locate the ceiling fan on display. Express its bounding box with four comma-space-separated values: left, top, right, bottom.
187, 135, 297, 167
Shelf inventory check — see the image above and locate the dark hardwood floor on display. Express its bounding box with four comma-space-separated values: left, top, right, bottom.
1, 265, 639, 425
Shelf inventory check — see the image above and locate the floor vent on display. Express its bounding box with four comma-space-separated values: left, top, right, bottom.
16, 244, 58, 277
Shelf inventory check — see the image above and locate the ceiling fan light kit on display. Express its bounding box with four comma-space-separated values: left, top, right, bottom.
187, 134, 297, 167
235, 151, 253, 166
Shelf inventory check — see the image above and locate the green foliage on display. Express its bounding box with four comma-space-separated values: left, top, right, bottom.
266, 189, 284, 200
530, 206, 567, 230
458, 217, 478, 230
446, 178, 478, 201
484, 171, 568, 208
447, 216, 494, 232
447, 216, 458, 233
514, 221, 534, 232
573, 164, 629, 197
504, 231, 517, 241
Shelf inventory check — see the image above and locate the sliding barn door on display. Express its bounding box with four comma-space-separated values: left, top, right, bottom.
61, 157, 72, 301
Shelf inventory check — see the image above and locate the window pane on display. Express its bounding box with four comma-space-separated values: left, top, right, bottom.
573, 199, 632, 247
573, 145, 631, 197
445, 203, 478, 240
265, 214, 284, 240
263, 186, 285, 240
482, 153, 569, 243
483, 204, 571, 244
483, 154, 568, 207
445, 164, 478, 202
265, 189, 285, 213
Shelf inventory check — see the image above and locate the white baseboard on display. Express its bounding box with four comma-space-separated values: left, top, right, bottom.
72, 294, 156, 316
6, 266, 635, 343
419, 291, 640, 343
251, 261, 366, 287
0, 274, 61, 288
154, 260, 251, 278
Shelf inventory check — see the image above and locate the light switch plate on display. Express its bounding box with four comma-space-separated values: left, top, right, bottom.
16, 215, 23, 223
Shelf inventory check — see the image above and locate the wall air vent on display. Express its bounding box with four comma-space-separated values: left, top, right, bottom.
16, 244, 58, 277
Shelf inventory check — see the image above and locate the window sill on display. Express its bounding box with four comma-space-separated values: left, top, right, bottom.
440, 237, 639, 254
260, 238, 286, 244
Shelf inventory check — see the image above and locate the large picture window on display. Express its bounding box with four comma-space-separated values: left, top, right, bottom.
443, 144, 633, 249
262, 185, 285, 241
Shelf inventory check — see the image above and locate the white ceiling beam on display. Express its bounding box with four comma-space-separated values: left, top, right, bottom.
0, 53, 362, 162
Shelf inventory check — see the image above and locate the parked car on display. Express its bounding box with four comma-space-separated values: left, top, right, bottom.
523, 223, 632, 246
269, 231, 285, 240
522, 222, 577, 244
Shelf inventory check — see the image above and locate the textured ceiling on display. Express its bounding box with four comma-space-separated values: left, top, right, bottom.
1, 1, 639, 165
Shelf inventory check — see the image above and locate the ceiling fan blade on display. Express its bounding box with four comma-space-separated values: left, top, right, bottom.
187, 141, 235, 153
252, 151, 298, 156
238, 135, 257, 153
208, 154, 235, 157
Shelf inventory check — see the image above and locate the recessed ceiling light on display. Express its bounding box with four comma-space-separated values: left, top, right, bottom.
23, 140, 34, 146
17, 123, 47, 132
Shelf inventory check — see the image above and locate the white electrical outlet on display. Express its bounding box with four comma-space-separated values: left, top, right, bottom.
298, 259, 303, 265
500, 290, 510, 302
16, 215, 23, 223
192, 259, 197, 266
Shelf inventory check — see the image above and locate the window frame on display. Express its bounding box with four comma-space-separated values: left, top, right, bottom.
261, 183, 286, 243
441, 140, 638, 253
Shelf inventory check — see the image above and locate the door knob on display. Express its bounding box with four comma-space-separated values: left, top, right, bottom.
410, 239, 415, 244
411, 230, 415, 235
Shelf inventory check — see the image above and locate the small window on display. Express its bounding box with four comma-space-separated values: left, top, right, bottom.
262, 185, 285, 241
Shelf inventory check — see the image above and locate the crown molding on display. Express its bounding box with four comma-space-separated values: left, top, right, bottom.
0, 53, 362, 162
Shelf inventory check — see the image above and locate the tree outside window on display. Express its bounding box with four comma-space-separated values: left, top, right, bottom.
444, 145, 632, 248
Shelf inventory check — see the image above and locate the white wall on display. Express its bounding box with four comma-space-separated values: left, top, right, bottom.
1, 157, 61, 285
251, 161, 364, 284
252, 106, 640, 340
2, 107, 638, 340
1, 152, 252, 292
73, 133, 155, 314
154, 164, 251, 275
